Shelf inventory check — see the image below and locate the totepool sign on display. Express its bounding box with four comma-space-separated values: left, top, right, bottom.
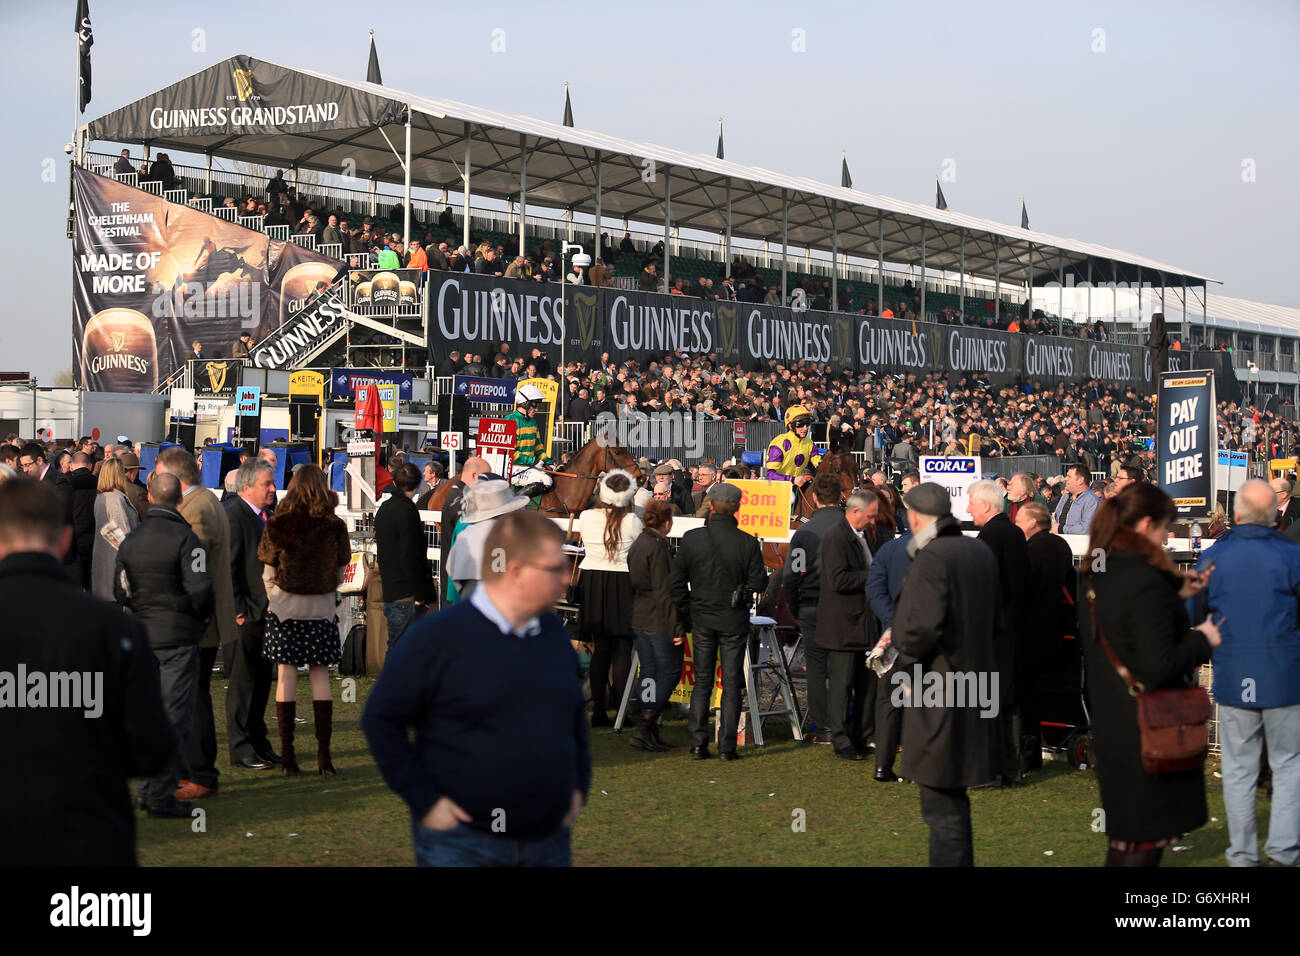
920, 456, 979, 521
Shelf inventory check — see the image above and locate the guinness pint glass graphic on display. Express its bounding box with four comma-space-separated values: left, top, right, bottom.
277, 261, 340, 329
354, 281, 373, 306
371, 271, 401, 307
398, 280, 418, 309
81, 308, 159, 392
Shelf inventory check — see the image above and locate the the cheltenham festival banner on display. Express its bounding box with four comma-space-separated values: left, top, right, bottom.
1157, 369, 1216, 518
425, 270, 1169, 390
72, 167, 341, 391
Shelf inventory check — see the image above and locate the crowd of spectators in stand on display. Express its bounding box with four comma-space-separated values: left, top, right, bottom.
106, 153, 1251, 364
434, 345, 1297, 484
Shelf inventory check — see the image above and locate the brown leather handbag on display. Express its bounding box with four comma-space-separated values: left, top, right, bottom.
1086, 588, 1212, 774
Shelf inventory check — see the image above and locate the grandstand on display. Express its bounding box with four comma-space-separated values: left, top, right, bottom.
74, 53, 1300, 406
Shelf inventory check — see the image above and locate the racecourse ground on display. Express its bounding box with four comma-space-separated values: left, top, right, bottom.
135, 676, 1256, 867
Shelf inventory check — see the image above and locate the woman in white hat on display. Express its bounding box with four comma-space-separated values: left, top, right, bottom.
579, 469, 643, 727
444, 479, 529, 601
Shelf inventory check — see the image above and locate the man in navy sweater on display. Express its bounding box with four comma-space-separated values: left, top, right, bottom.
363, 509, 590, 866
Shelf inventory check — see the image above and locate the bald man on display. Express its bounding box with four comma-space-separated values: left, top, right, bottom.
1194, 478, 1300, 867
440, 457, 490, 605
1271, 477, 1300, 531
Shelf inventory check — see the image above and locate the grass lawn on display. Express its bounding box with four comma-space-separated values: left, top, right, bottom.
136, 675, 1257, 867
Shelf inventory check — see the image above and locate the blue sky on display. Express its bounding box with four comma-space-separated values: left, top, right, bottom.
2, 0, 1296, 379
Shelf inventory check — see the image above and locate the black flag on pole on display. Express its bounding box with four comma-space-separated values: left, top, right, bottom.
366, 32, 382, 85
76, 0, 93, 113
716, 119, 724, 160
1020, 198, 1030, 230
841, 153, 852, 189
936, 180, 948, 211
563, 83, 574, 127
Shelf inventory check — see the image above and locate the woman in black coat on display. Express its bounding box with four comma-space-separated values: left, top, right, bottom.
626, 500, 682, 752
1079, 484, 1221, 866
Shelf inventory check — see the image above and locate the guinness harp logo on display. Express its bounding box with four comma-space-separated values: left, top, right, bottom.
232, 69, 255, 102
206, 361, 228, 392
834, 318, 852, 363
110, 331, 126, 352
716, 304, 738, 355
574, 291, 599, 351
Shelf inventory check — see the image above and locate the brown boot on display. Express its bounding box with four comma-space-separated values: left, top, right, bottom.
314, 699, 336, 775
630, 709, 668, 752
276, 701, 299, 775
649, 708, 674, 749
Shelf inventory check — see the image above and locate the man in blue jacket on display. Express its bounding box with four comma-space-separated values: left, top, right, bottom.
1193, 478, 1300, 867
866, 526, 911, 783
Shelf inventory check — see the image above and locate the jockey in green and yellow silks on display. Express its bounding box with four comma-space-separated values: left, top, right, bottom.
765, 405, 823, 488
507, 384, 554, 498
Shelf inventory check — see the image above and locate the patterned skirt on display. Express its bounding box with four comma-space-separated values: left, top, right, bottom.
264, 612, 342, 667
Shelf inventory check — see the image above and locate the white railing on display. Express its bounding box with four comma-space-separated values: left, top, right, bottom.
290, 233, 317, 249
265, 225, 290, 240
213, 206, 237, 222
139, 180, 163, 196
318, 242, 343, 260
164, 188, 188, 204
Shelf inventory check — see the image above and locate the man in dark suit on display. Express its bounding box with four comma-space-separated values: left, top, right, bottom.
892, 483, 1005, 866
1271, 477, 1300, 531
783, 473, 844, 744
224, 459, 279, 770
374, 464, 436, 651
968, 479, 1030, 786
669, 482, 767, 761
1014, 501, 1077, 768
19, 441, 67, 502
816, 488, 881, 760
0, 478, 173, 864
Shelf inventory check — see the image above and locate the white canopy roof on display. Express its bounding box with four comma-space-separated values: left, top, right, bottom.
86, 55, 1216, 290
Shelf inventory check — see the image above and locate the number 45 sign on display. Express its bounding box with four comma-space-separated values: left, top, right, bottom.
440, 432, 463, 451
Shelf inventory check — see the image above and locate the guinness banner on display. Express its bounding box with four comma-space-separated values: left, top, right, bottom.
426, 271, 1178, 391
72, 167, 340, 391
86, 55, 405, 143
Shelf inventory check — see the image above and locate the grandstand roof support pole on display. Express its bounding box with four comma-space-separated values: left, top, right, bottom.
780, 189, 788, 302
462, 122, 472, 251
1026, 242, 1034, 328
724, 179, 732, 279
959, 229, 966, 319
1136, 265, 1143, 327
1201, 284, 1207, 340
830, 201, 838, 308
994, 237, 1001, 325
368, 177, 377, 218
402, 108, 412, 249
518, 134, 528, 259
919, 221, 927, 321
1086, 259, 1092, 323
593, 151, 602, 261
1112, 259, 1118, 333
204, 152, 212, 196
663, 168, 672, 291
1057, 251, 1064, 335
1180, 282, 1189, 344
877, 211, 884, 315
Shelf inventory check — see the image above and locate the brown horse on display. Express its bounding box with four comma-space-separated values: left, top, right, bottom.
763, 451, 862, 570
539, 433, 643, 517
